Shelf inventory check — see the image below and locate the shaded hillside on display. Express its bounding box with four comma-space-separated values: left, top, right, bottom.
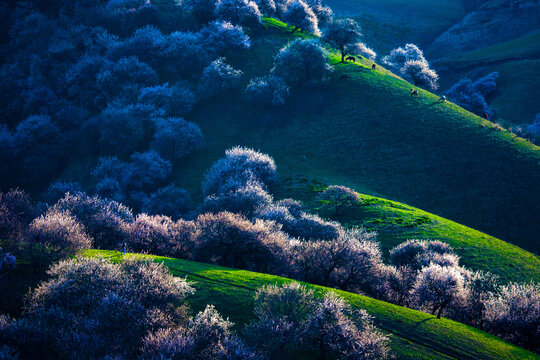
434, 31, 540, 125
325, 0, 466, 53
83, 250, 539, 360
173, 20, 540, 254
427, 0, 540, 58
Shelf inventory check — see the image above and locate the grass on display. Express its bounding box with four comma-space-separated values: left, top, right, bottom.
274, 176, 540, 283
82, 250, 539, 360
172, 18, 540, 255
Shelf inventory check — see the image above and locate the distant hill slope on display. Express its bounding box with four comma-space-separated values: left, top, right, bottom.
274, 177, 540, 283
174, 20, 540, 254
83, 250, 539, 360
324, 0, 466, 54
434, 31, 540, 125
427, 0, 540, 58
327, 0, 539, 126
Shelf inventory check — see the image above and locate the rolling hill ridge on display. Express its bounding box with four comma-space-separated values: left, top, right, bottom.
170, 20, 540, 254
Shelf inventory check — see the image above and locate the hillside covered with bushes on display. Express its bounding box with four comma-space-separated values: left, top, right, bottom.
0, 0, 538, 358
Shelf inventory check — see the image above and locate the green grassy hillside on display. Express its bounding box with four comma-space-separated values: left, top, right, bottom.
273, 176, 540, 283
174, 19, 540, 254
435, 31, 540, 125
83, 250, 539, 360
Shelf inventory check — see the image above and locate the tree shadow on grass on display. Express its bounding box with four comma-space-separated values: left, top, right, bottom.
413, 317, 437, 328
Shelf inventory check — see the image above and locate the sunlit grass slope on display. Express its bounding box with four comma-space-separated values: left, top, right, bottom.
176, 19, 540, 254
435, 31, 540, 125
274, 176, 540, 283
83, 250, 539, 360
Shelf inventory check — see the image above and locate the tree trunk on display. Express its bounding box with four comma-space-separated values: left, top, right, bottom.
437, 300, 450, 319
319, 339, 326, 360
32, 263, 41, 274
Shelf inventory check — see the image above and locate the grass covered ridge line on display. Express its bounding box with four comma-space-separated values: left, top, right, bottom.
83, 250, 538, 360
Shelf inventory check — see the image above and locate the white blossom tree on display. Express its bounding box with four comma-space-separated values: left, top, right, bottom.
383, 44, 438, 90
484, 282, 540, 351
244, 75, 290, 106
24, 210, 92, 270
412, 263, 468, 318
272, 39, 332, 85
400, 60, 439, 90
282, 0, 319, 35
200, 57, 243, 97
323, 18, 362, 63
215, 0, 262, 27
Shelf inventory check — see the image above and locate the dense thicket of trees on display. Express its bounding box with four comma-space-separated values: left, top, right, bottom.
143, 184, 194, 220
0, 0, 259, 197
484, 282, 540, 350
2, 146, 538, 353
51, 192, 134, 250
0, 256, 389, 359
0, 257, 196, 359
1, 0, 388, 195
140, 305, 260, 360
